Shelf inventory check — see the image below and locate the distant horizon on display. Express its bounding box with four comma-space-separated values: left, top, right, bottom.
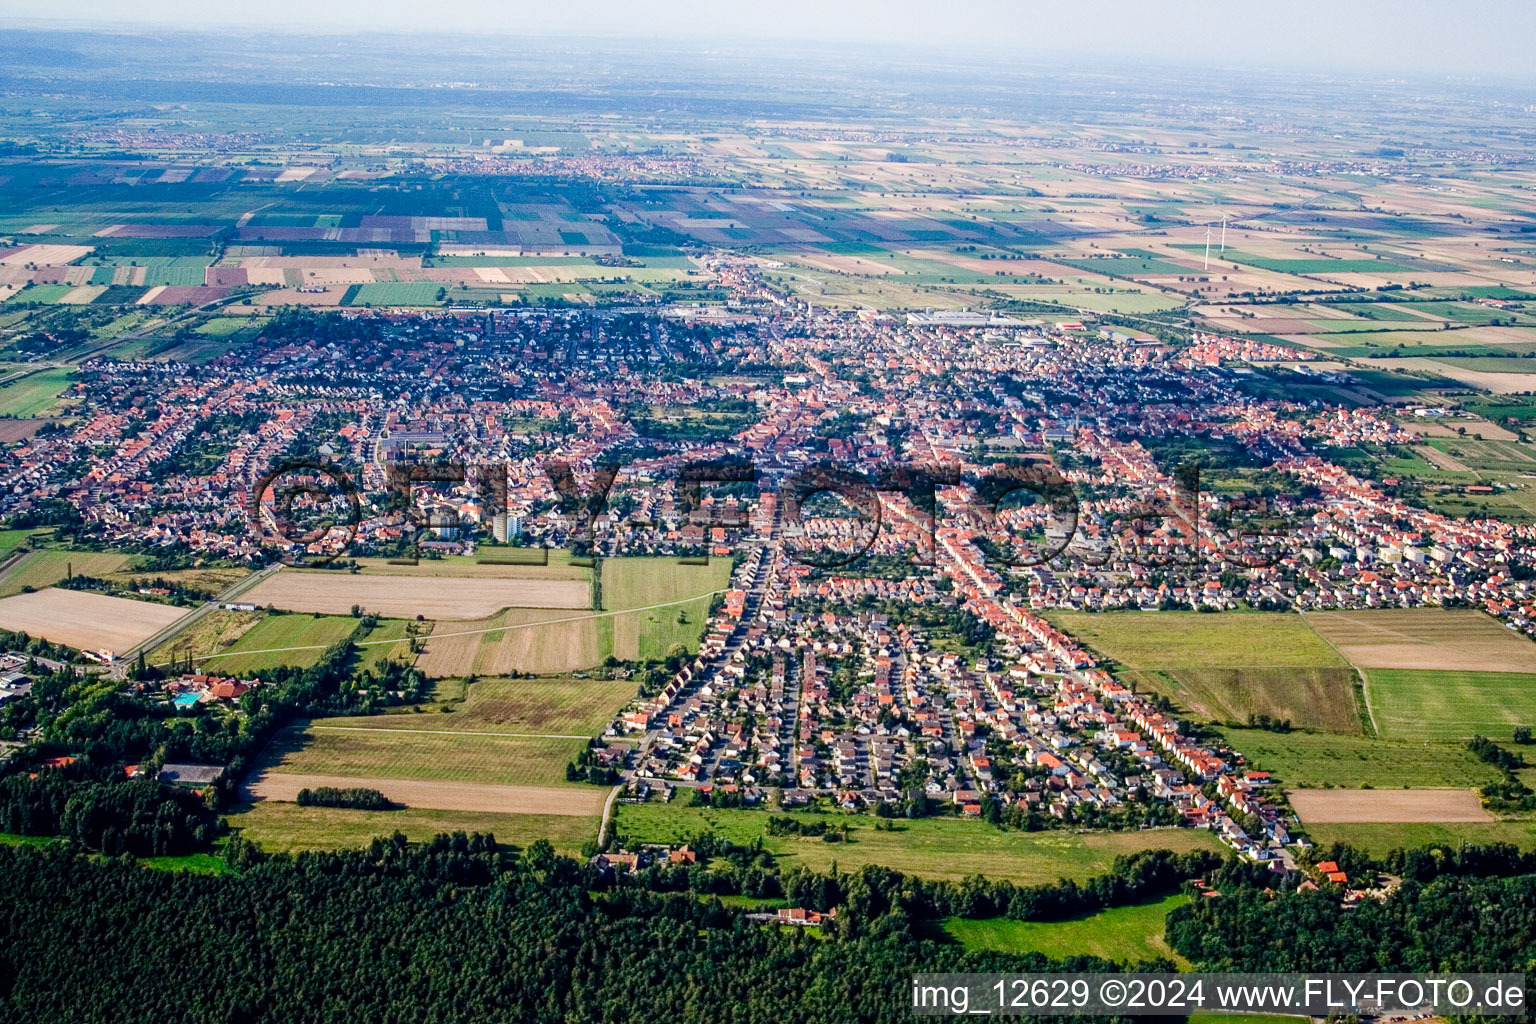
1, 0, 1534, 83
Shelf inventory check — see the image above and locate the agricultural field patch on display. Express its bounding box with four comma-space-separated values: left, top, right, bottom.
1304, 609, 1536, 673
148, 608, 263, 668
312, 675, 635, 735
0, 367, 77, 417
224, 801, 598, 856
243, 771, 605, 816
1287, 787, 1491, 824
942, 892, 1192, 966
1366, 668, 1536, 742
1048, 612, 1359, 733
602, 556, 733, 661
255, 724, 589, 790
0, 587, 189, 654
0, 548, 138, 597
1218, 727, 1500, 789
613, 803, 1221, 885
242, 568, 591, 619
1300, 820, 1536, 855
199, 613, 363, 673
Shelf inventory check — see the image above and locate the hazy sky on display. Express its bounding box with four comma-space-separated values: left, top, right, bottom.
2, 0, 1532, 79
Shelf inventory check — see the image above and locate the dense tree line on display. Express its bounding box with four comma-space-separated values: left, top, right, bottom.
620, 837, 1222, 925
0, 773, 216, 856
0, 836, 1142, 1024
1168, 862, 1536, 976
295, 786, 395, 810
0, 635, 427, 854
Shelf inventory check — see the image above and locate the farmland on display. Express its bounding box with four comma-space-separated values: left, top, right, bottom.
313, 675, 636, 735
602, 556, 734, 661
0, 587, 189, 653
1218, 728, 1501, 789
419, 607, 612, 677
241, 568, 591, 619
1047, 611, 1359, 733
942, 892, 1192, 966
1299, 821, 1536, 856
1367, 668, 1536, 742
255, 722, 589, 789
0, 548, 138, 597
1304, 608, 1536, 673
413, 556, 731, 676
1287, 788, 1491, 824
613, 804, 1221, 885
148, 608, 262, 667
0, 367, 76, 417
199, 613, 365, 673
244, 771, 606, 816
224, 801, 599, 856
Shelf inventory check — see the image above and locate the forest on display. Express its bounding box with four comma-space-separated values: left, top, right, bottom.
2, 833, 1536, 1023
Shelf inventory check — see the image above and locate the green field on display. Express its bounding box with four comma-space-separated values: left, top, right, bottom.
0, 548, 138, 597
353, 618, 419, 672
602, 555, 734, 661
1219, 727, 1500, 789
0, 528, 43, 563
942, 892, 1192, 966
0, 367, 76, 417
1368, 669, 1536, 741
224, 801, 598, 856
260, 724, 587, 788
194, 315, 267, 337
314, 674, 636, 736
1199, 251, 1416, 275
614, 804, 1221, 885
201, 613, 362, 673
1302, 820, 1536, 855
1048, 612, 1360, 733
353, 549, 590, 579
346, 282, 445, 306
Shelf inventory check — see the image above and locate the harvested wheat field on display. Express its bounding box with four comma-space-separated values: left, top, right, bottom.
243, 568, 590, 619
0, 587, 189, 653
415, 608, 609, 676
1288, 788, 1492, 824
242, 771, 606, 816
1305, 608, 1536, 672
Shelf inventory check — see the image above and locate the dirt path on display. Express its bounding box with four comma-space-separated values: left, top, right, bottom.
243, 772, 607, 816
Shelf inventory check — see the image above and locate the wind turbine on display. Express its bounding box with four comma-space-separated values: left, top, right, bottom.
1204, 226, 1212, 271
1220, 216, 1227, 252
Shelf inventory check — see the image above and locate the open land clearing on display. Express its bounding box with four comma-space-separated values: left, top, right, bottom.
418, 607, 611, 676
1300, 821, 1536, 855
1219, 728, 1501, 789
1304, 608, 1536, 672
197, 614, 363, 673
0, 548, 139, 597
242, 568, 590, 618
346, 553, 589, 580
414, 556, 730, 675
242, 771, 605, 816
224, 802, 598, 855
1366, 668, 1536, 741
614, 804, 1221, 885
149, 608, 262, 666
0, 587, 189, 652
1048, 611, 1359, 733
1287, 788, 1492, 824
313, 675, 636, 736
255, 721, 588, 789
942, 892, 1192, 966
